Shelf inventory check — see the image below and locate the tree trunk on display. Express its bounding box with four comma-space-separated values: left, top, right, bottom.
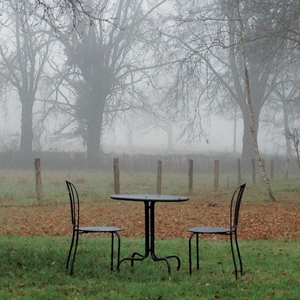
167, 122, 173, 152
86, 113, 102, 167
20, 94, 34, 163
241, 108, 254, 160
283, 97, 292, 158
86, 91, 105, 167
241, 102, 260, 160
237, 1, 275, 201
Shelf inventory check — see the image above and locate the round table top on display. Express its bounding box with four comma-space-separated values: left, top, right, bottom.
110, 193, 189, 202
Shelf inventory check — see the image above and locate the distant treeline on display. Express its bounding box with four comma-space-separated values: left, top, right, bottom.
0, 150, 299, 178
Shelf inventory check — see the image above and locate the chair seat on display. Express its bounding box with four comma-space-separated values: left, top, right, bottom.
189, 226, 230, 234
79, 226, 121, 233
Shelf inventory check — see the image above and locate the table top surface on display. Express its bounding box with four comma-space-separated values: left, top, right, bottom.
110, 193, 189, 202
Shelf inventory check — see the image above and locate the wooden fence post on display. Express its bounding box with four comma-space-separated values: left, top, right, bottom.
214, 160, 219, 192
113, 158, 120, 194
251, 158, 256, 185
34, 158, 43, 206
237, 159, 241, 186
157, 160, 162, 194
188, 159, 193, 193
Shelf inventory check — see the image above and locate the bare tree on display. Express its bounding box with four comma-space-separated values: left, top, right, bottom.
9, 0, 108, 32
235, 0, 275, 201
261, 65, 300, 158
259, 0, 300, 158
0, 0, 54, 161
160, 0, 287, 159
48, 0, 167, 165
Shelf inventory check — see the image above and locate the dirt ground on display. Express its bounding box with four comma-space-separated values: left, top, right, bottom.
1, 192, 300, 240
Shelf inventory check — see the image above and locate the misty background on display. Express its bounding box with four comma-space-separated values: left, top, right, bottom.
0, 0, 298, 171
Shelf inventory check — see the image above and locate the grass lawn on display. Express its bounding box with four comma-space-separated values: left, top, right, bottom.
0, 235, 300, 299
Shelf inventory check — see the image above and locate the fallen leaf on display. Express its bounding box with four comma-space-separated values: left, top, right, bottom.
278, 290, 290, 295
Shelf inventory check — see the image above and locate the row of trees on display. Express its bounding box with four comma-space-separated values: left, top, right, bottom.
0, 0, 299, 171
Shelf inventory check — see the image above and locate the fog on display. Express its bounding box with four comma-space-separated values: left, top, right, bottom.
0, 0, 297, 168
0, 101, 283, 157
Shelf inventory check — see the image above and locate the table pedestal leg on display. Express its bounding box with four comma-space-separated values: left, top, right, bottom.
149, 202, 180, 273
118, 201, 181, 273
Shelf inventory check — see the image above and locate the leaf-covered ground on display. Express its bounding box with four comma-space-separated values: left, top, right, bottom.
1, 192, 300, 240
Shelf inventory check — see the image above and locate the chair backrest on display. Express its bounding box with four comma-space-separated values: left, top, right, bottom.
66, 180, 80, 229
230, 183, 246, 230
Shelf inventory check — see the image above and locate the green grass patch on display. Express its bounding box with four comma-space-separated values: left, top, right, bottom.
273, 178, 300, 192
0, 235, 300, 299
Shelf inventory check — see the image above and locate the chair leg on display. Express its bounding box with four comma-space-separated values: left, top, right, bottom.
234, 232, 243, 276
189, 232, 196, 275
70, 231, 80, 275
116, 232, 121, 270
110, 232, 121, 271
230, 232, 238, 279
110, 232, 114, 271
66, 231, 75, 272
196, 234, 199, 270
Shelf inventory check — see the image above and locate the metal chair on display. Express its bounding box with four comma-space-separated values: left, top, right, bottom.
66, 180, 121, 275
188, 183, 246, 278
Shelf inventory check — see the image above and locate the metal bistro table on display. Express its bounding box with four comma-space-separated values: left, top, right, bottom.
110, 193, 189, 273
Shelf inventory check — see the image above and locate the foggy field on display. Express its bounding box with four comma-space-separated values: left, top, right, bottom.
0, 168, 299, 206
1, 0, 300, 212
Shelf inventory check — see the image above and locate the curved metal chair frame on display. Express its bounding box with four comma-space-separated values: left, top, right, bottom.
188, 183, 246, 278
66, 180, 121, 275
